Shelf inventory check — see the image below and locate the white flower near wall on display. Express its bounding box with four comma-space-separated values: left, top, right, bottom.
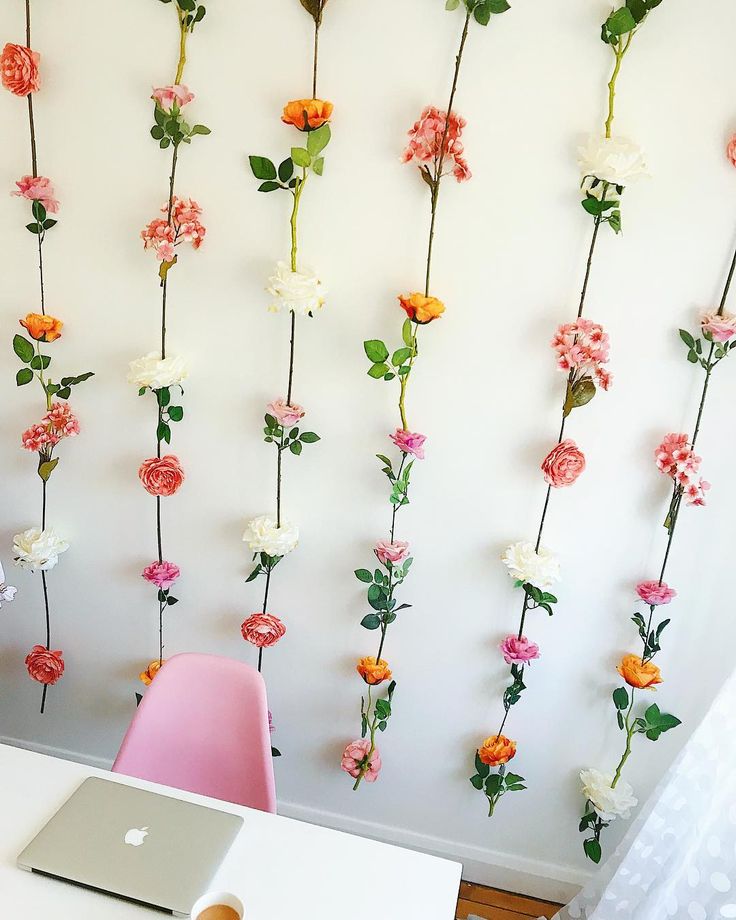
580, 768, 638, 821
243, 515, 299, 558
127, 352, 189, 389
578, 134, 648, 187
0, 561, 17, 608
13, 527, 70, 572
267, 262, 327, 316
501, 541, 560, 589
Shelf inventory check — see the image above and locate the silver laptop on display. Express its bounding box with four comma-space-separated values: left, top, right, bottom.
18, 777, 243, 916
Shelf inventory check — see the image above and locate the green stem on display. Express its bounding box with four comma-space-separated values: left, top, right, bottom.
605, 33, 633, 138
175, 10, 188, 84
611, 694, 636, 787
353, 686, 378, 791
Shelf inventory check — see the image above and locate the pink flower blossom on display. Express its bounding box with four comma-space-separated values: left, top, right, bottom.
25, 645, 64, 685
684, 478, 710, 506
401, 106, 471, 183
727, 134, 736, 169
241, 612, 286, 648
142, 561, 180, 590
43, 402, 79, 438
374, 540, 409, 565
655, 433, 710, 508
12, 175, 59, 213
390, 428, 426, 459
341, 739, 382, 782
499, 635, 540, 665
267, 398, 305, 428
141, 196, 205, 262
22, 423, 56, 453
701, 309, 736, 343
636, 580, 677, 606
151, 84, 195, 112
655, 433, 690, 476
541, 439, 586, 488
551, 318, 611, 390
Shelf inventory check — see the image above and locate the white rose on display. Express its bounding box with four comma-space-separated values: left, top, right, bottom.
243, 515, 299, 558
0, 561, 17, 608
578, 134, 648, 187
13, 527, 70, 572
580, 769, 637, 822
266, 262, 327, 316
501, 541, 560, 589
127, 352, 189, 389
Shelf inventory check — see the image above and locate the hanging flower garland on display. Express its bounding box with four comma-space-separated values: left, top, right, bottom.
340, 0, 511, 792
3, 4, 94, 713
577, 140, 736, 866
241, 0, 331, 757
469, 0, 664, 816
131, 0, 210, 691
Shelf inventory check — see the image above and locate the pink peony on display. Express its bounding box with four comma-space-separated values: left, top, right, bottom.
402, 106, 471, 183
241, 612, 286, 648
701, 309, 736, 343
25, 645, 64, 685
341, 739, 382, 782
12, 175, 59, 213
1, 43, 40, 96
267, 398, 305, 428
541, 439, 586, 488
636, 580, 677, 606
142, 560, 180, 590
374, 540, 409, 565
727, 134, 736, 169
151, 84, 195, 112
390, 428, 426, 459
499, 635, 540, 665
138, 455, 185, 497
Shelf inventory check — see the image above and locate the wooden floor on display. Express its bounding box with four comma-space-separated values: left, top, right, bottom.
456, 882, 562, 920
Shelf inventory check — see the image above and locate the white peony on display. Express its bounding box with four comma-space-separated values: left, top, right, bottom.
0, 561, 17, 608
243, 515, 299, 558
266, 262, 327, 316
501, 541, 560, 589
127, 352, 189, 389
13, 527, 70, 573
578, 134, 648, 187
580, 769, 638, 822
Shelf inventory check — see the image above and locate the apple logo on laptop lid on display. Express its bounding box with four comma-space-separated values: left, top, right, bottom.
123, 827, 149, 847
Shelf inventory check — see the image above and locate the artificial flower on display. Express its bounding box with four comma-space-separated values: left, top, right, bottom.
241, 612, 287, 648
266, 262, 327, 316
374, 540, 409, 566
636, 580, 676, 606
541, 439, 586, 488
139, 659, 165, 685
727, 134, 736, 169
580, 769, 637, 821
389, 428, 426, 459
20, 312, 63, 342
499, 635, 540, 666
141, 197, 206, 262
127, 352, 189, 389
266, 398, 305, 428
43, 402, 79, 439
398, 292, 445, 325
243, 515, 299, 557
477, 734, 517, 767
13, 527, 69, 572
282, 98, 333, 131
617, 654, 663, 690
25, 646, 64, 685
12, 175, 59, 212
22, 423, 56, 453
142, 561, 180, 590
701, 309, 736, 343
578, 134, 648, 186
402, 106, 471, 182
151, 84, 195, 112
0, 43, 40, 96
501, 541, 560, 589
356, 656, 392, 685
551, 317, 611, 388
0, 562, 17, 608
654, 433, 709, 506
340, 739, 382, 782
138, 455, 185, 497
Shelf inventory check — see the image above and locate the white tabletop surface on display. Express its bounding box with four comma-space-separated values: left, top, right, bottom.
0, 743, 461, 919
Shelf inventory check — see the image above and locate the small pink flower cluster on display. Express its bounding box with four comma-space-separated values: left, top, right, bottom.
551, 318, 612, 391
401, 106, 471, 182
21, 402, 79, 454
655, 433, 710, 506
13, 175, 59, 213
141, 196, 206, 262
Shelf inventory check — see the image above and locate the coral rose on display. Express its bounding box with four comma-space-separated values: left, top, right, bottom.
25, 645, 64, 685
138, 455, 185, 497
398, 292, 445, 324
20, 313, 63, 342
541, 439, 586, 488
1, 43, 40, 96
241, 612, 286, 648
636, 580, 676, 606
356, 656, 392, 685
139, 659, 165, 685
13, 175, 59, 212
341, 739, 382, 782
478, 734, 517, 767
282, 98, 333, 131
617, 654, 663, 690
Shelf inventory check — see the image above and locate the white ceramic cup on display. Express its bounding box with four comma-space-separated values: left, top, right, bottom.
190, 890, 244, 920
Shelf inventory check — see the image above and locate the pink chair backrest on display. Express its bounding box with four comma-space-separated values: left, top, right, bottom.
112, 653, 276, 813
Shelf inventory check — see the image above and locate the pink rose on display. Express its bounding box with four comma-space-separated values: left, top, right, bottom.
727, 134, 736, 169
1, 43, 40, 96
267, 398, 305, 428
499, 635, 540, 665
142, 561, 180, 590
541, 439, 586, 488
390, 428, 426, 459
25, 645, 64, 685
374, 540, 409, 565
151, 84, 195, 112
701, 309, 736, 343
13, 175, 59, 213
241, 612, 286, 648
138, 455, 185, 497
636, 580, 676, 606
340, 739, 382, 782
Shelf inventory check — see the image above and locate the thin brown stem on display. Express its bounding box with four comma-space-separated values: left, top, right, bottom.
27, 94, 38, 178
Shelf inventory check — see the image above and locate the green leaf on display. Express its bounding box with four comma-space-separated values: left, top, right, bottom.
312, 157, 324, 176
307, 123, 331, 156
485, 773, 503, 796
190, 124, 211, 135
583, 838, 602, 864
299, 431, 320, 443
364, 339, 389, 363
446, 0, 460, 9
299, 0, 326, 25
606, 7, 637, 36
402, 319, 413, 347
474, 752, 490, 778
469, 774, 484, 790
13, 334, 35, 364
249, 155, 277, 180
563, 377, 597, 416
355, 569, 372, 583
157, 421, 171, 444
368, 362, 389, 379
168, 405, 184, 422
291, 147, 311, 168
687, 349, 698, 364
16, 367, 33, 386
38, 458, 59, 482
489, 0, 511, 11
626, 0, 647, 23
391, 347, 412, 367
613, 687, 629, 710
473, 1, 492, 24
26, 222, 42, 234
289, 441, 303, 456
679, 329, 695, 348
278, 158, 294, 183
43, 219, 57, 230
32, 200, 47, 222
151, 125, 165, 140
258, 181, 281, 192
360, 614, 381, 630
29, 354, 51, 370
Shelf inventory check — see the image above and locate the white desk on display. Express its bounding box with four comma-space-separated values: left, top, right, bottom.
0, 743, 461, 918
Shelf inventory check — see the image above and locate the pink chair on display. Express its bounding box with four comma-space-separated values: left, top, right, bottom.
112, 653, 276, 813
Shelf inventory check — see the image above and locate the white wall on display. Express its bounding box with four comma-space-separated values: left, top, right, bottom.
1, 0, 735, 901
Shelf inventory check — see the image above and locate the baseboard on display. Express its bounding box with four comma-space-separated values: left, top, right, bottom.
1, 735, 588, 904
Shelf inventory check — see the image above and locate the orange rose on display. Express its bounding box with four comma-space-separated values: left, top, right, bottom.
1, 43, 40, 97
356, 656, 392, 685
398, 292, 445, 325
138, 454, 185, 497
478, 734, 517, 767
617, 654, 663, 690
139, 659, 165, 685
282, 98, 333, 131
20, 313, 63, 342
